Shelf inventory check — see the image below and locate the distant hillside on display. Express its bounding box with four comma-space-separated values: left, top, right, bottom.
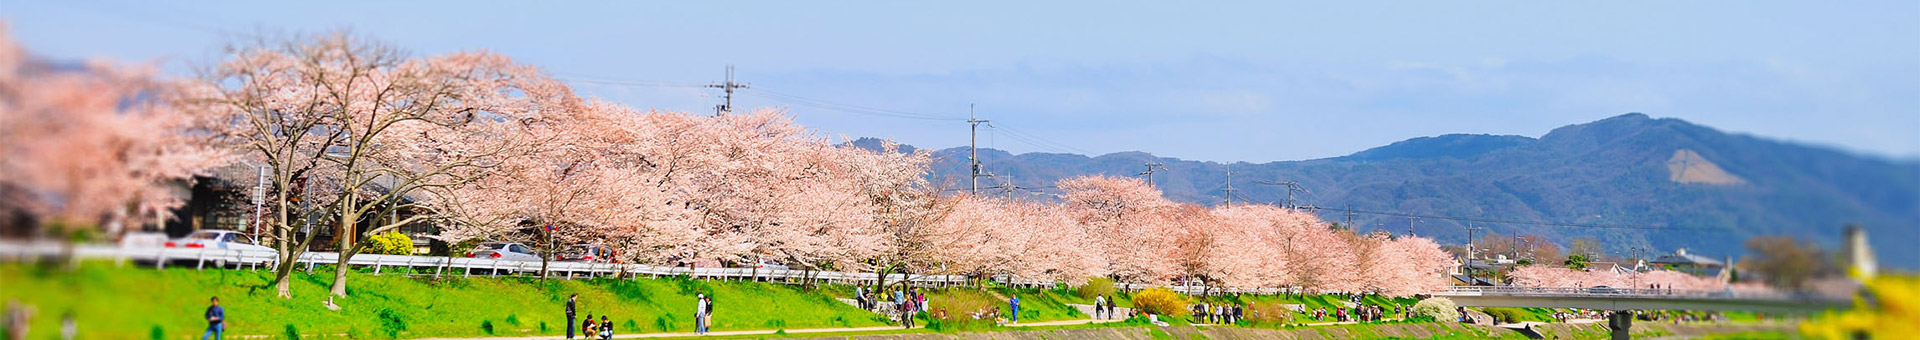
851, 113, 1920, 269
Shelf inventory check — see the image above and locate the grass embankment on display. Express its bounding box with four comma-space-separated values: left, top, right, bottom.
0, 263, 888, 339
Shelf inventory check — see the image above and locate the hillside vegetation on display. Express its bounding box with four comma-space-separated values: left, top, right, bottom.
885, 113, 1920, 268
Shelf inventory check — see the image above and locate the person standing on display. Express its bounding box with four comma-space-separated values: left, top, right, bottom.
698, 293, 714, 334
566, 294, 578, 340
702, 295, 714, 334
1008, 294, 1021, 323
202, 297, 224, 340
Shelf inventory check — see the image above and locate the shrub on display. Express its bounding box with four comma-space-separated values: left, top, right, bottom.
1244, 302, 1296, 325
1131, 288, 1188, 317
369, 231, 414, 255
1411, 297, 1459, 322
377, 308, 408, 337
1076, 277, 1116, 300
926, 289, 1000, 332
283, 324, 301, 340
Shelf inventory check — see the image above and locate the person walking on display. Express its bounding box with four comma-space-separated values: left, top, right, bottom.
566, 294, 578, 339
1094, 295, 1107, 319
202, 296, 224, 340
1008, 294, 1021, 323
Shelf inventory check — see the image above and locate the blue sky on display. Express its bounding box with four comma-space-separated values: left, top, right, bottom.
4, 1, 1915, 162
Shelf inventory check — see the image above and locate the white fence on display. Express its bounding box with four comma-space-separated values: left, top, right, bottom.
0, 241, 1370, 296
0, 241, 1021, 287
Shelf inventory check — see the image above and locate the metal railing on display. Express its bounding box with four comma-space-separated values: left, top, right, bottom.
1437, 285, 1792, 301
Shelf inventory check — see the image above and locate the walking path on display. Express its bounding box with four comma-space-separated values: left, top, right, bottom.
415, 317, 1122, 340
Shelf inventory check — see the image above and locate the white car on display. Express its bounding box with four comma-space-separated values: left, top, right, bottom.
167, 230, 275, 253
466, 242, 542, 262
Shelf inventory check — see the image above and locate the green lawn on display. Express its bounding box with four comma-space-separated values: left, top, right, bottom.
0, 262, 889, 339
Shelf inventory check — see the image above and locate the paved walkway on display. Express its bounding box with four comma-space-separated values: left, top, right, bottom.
415, 317, 1122, 340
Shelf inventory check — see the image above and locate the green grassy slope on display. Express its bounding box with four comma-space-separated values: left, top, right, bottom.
0, 263, 889, 339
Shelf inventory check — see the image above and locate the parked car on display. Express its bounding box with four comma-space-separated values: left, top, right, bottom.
466, 242, 542, 262
557, 244, 617, 263
166, 230, 274, 253
735, 255, 788, 271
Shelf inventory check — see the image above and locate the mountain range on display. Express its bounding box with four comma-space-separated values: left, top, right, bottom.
850, 113, 1920, 269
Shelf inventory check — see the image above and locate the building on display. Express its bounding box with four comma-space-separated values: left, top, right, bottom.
1649, 248, 1725, 277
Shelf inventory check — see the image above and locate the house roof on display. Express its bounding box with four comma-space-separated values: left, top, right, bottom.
1651, 249, 1724, 267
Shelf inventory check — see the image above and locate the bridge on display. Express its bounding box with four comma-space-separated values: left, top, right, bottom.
1434, 286, 1849, 340
1434, 286, 1848, 312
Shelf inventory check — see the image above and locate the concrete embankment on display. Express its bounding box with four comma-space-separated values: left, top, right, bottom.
776, 322, 1792, 340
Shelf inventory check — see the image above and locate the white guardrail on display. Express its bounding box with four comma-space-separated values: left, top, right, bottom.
0, 241, 1415, 296
0, 241, 1078, 288
1437, 284, 1801, 301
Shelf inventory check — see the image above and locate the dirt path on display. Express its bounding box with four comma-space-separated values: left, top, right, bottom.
413, 317, 1122, 340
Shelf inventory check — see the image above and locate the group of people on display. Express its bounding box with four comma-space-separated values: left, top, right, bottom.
1190, 302, 1243, 324
852, 286, 927, 328
564, 294, 617, 340
694, 294, 714, 335
1090, 294, 1121, 319
1350, 304, 1392, 322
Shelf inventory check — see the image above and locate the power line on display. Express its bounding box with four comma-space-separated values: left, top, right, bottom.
1329, 207, 1730, 232
749, 88, 966, 121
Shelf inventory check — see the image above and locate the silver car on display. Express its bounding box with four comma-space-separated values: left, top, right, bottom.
466, 242, 542, 262
168, 230, 275, 253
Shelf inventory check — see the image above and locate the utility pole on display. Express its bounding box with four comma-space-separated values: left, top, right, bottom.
1139, 162, 1166, 187
1254, 180, 1303, 209
1222, 169, 1237, 208
707, 65, 749, 116
968, 104, 991, 196
1464, 224, 1483, 282
1345, 204, 1355, 228
1406, 216, 1418, 237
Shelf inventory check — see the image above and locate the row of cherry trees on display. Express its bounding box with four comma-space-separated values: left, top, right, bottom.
0, 29, 1455, 299
931, 175, 1456, 297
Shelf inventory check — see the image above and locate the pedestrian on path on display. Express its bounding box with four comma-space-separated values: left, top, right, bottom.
1008, 294, 1021, 323
694, 294, 708, 335
566, 294, 578, 340
1094, 295, 1107, 319
202, 296, 224, 340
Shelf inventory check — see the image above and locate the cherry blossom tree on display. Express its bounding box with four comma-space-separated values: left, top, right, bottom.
0, 26, 227, 241
1058, 175, 1181, 286
192, 31, 572, 297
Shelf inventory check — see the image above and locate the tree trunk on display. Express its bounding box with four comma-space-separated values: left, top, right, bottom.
273, 259, 298, 298
330, 212, 358, 297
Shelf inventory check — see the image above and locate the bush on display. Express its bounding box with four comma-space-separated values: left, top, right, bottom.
1076, 277, 1116, 300
369, 231, 414, 255
1411, 297, 1459, 322
926, 289, 1000, 332
1243, 302, 1297, 325
1131, 288, 1188, 317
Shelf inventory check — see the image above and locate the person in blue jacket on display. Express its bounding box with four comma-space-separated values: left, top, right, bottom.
203, 296, 225, 340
